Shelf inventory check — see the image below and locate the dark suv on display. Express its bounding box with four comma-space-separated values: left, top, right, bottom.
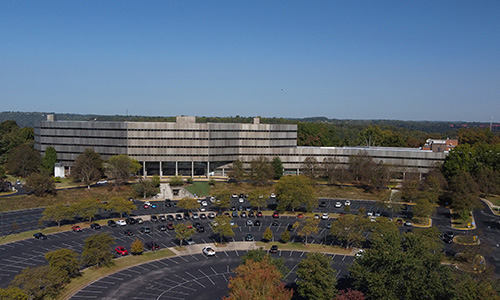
145, 241, 160, 250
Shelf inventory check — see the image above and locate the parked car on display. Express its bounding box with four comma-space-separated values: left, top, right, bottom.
254, 220, 261, 226
200, 213, 207, 219
175, 214, 183, 220
246, 220, 253, 226
150, 215, 158, 222
167, 215, 174, 221
192, 213, 199, 219
123, 229, 133, 236
140, 226, 151, 233
208, 212, 216, 219
157, 224, 166, 231
136, 218, 144, 224
72, 225, 82, 232
287, 224, 294, 231
125, 217, 135, 225
159, 215, 166, 222
319, 201, 327, 207
33, 232, 47, 240
345, 200, 351, 206
107, 220, 117, 227
256, 211, 263, 217
269, 245, 278, 253
144, 241, 160, 250
167, 223, 175, 230
245, 234, 254, 241
90, 223, 101, 230
116, 220, 127, 226
202, 246, 215, 256
197, 226, 205, 233
321, 213, 329, 220
115, 246, 128, 256
240, 212, 247, 218
185, 238, 195, 245
335, 201, 342, 208
272, 212, 279, 218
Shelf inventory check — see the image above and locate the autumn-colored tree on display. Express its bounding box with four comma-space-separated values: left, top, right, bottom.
81, 233, 115, 267
0, 286, 27, 300
25, 172, 56, 196
130, 239, 144, 255
248, 188, 268, 210
106, 154, 141, 186
178, 197, 199, 212
106, 197, 136, 218
174, 222, 196, 246
230, 159, 246, 182
280, 230, 290, 243
5, 144, 41, 177
330, 214, 370, 248
301, 156, 318, 179
73, 148, 104, 189
336, 289, 366, 300
73, 198, 102, 222
263, 227, 273, 242
295, 217, 320, 245
212, 214, 236, 244
11, 265, 65, 300
223, 257, 293, 300
249, 156, 274, 183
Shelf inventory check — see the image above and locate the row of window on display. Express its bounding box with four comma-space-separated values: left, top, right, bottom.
38, 135, 296, 141
39, 143, 294, 149
38, 126, 296, 133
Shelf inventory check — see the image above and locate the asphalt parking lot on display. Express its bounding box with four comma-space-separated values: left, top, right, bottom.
69, 250, 354, 300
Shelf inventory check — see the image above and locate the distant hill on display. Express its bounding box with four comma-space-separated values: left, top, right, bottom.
0, 111, 496, 134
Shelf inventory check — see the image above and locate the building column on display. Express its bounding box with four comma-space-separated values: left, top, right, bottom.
297, 168, 300, 175
143, 161, 146, 178
175, 161, 178, 177
419, 173, 422, 181
222, 167, 225, 177
207, 161, 210, 178
159, 161, 163, 178
403, 171, 406, 181
191, 161, 194, 178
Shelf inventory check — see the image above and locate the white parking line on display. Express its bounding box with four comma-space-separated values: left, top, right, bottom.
342, 255, 346, 261
156, 260, 169, 267
198, 269, 216, 285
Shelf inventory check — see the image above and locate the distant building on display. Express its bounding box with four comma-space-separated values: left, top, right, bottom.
35, 115, 447, 177
421, 138, 458, 152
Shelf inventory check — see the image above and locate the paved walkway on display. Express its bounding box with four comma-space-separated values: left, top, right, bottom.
169, 241, 259, 256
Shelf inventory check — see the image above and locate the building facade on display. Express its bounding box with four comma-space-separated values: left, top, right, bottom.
34, 115, 447, 177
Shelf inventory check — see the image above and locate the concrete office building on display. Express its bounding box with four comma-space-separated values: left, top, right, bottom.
34, 115, 446, 177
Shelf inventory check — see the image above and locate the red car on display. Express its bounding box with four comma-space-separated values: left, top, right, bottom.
143, 204, 150, 209
272, 212, 279, 218
297, 213, 304, 219
71, 225, 82, 232
256, 211, 263, 217
167, 223, 175, 230
115, 246, 128, 256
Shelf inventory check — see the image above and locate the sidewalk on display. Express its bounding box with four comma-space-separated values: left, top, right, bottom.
168, 241, 259, 256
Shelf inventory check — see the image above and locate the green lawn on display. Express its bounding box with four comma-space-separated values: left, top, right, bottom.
451, 211, 475, 229
184, 181, 210, 197
486, 194, 500, 206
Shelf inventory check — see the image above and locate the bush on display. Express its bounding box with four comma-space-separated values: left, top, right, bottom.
131, 239, 144, 255
281, 231, 290, 243
53, 176, 62, 183
186, 177, 194, 184
209, 179, 216, 186
169, 176, 184, 187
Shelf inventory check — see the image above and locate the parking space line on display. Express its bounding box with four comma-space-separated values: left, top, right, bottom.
300, 251, 306, 257
198, 269, 216, 285
331, 254, 336, 259
223, 251, 229, 257
342, 255, 346, 261
156, 260, 169, 267
335, 269, 342, 279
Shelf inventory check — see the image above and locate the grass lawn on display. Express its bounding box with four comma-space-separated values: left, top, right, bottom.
0, 185, 135, 212
56, 249, 175, 300
451, 211, 475, 229
455, 235, 480, 245
184, 181, 211, 197
255, 241, 354, 255
486, 194, 500, 206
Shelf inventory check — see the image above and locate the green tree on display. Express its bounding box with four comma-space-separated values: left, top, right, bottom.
249, 156, 274, 183
223, 257, 293, 300
449, 170, 481, 214
330, 214, 370, 248
169, 176, 184, 186
413, 198, 435, 220
241, 249, 289, 278
41, 146, 57, 175
73, 148, 104, 189
213, 189, 232, 211
358, 125, 385, 147
130, 239, 144, 255
178, 197, 199, 212
106, 197, 136, 218
174, 222, 196, 246
0, 286, 27, 300
73, 198, 102, 222
151, 175, 160, 187
5, 144, 41, 177
106, 154, 141, 186
133, 178, 159, 198
263, 227, 273, 242
280, 230, 290, 243
11, 265, 65, 300
275, 175, 317, 212
442, 144, 475, 180
44, 248, 80, 282
229, 159, 245, 182
348, 151, 375, 185
81, 233, 115, 267
42, 205, 74, 227
296, 252, 337, 300
25, 172, 56, 196
272, 157, 284, 180
295, 217, 320, 245
248, 188, 268, 210
350, 227, 454, 300
212, 214, 236, 244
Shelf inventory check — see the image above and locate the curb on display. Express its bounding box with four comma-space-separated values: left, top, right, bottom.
480, 198, 500, 217
450, 210, 477, 231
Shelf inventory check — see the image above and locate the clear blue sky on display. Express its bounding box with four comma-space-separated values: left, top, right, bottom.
1, 1, 499, 122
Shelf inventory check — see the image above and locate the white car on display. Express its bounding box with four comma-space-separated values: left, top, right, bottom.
270, 193, 276, 199
335, 201, 342, 208
345, 200, 351, 206
192, 213, 199, 219
96, 180, 107, 184
321, 213, 329, 220
116, 220, 126, 226
202, 246, 216, 256
366, 211, 374, 216
355, 249, 365, 258
238, 198, 244, 203
246, 220, 253, 226
209, 197, 216, 203
201, 201, 208, 206
232, 194, 238, 198
208, 212, 216, 219
144, 201, 151, 206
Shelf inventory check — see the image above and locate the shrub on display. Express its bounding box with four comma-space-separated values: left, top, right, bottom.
209, 179, 216, 186
169, 176, 184, 187
186, 177, 194, 184
131, 239, 144, 255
